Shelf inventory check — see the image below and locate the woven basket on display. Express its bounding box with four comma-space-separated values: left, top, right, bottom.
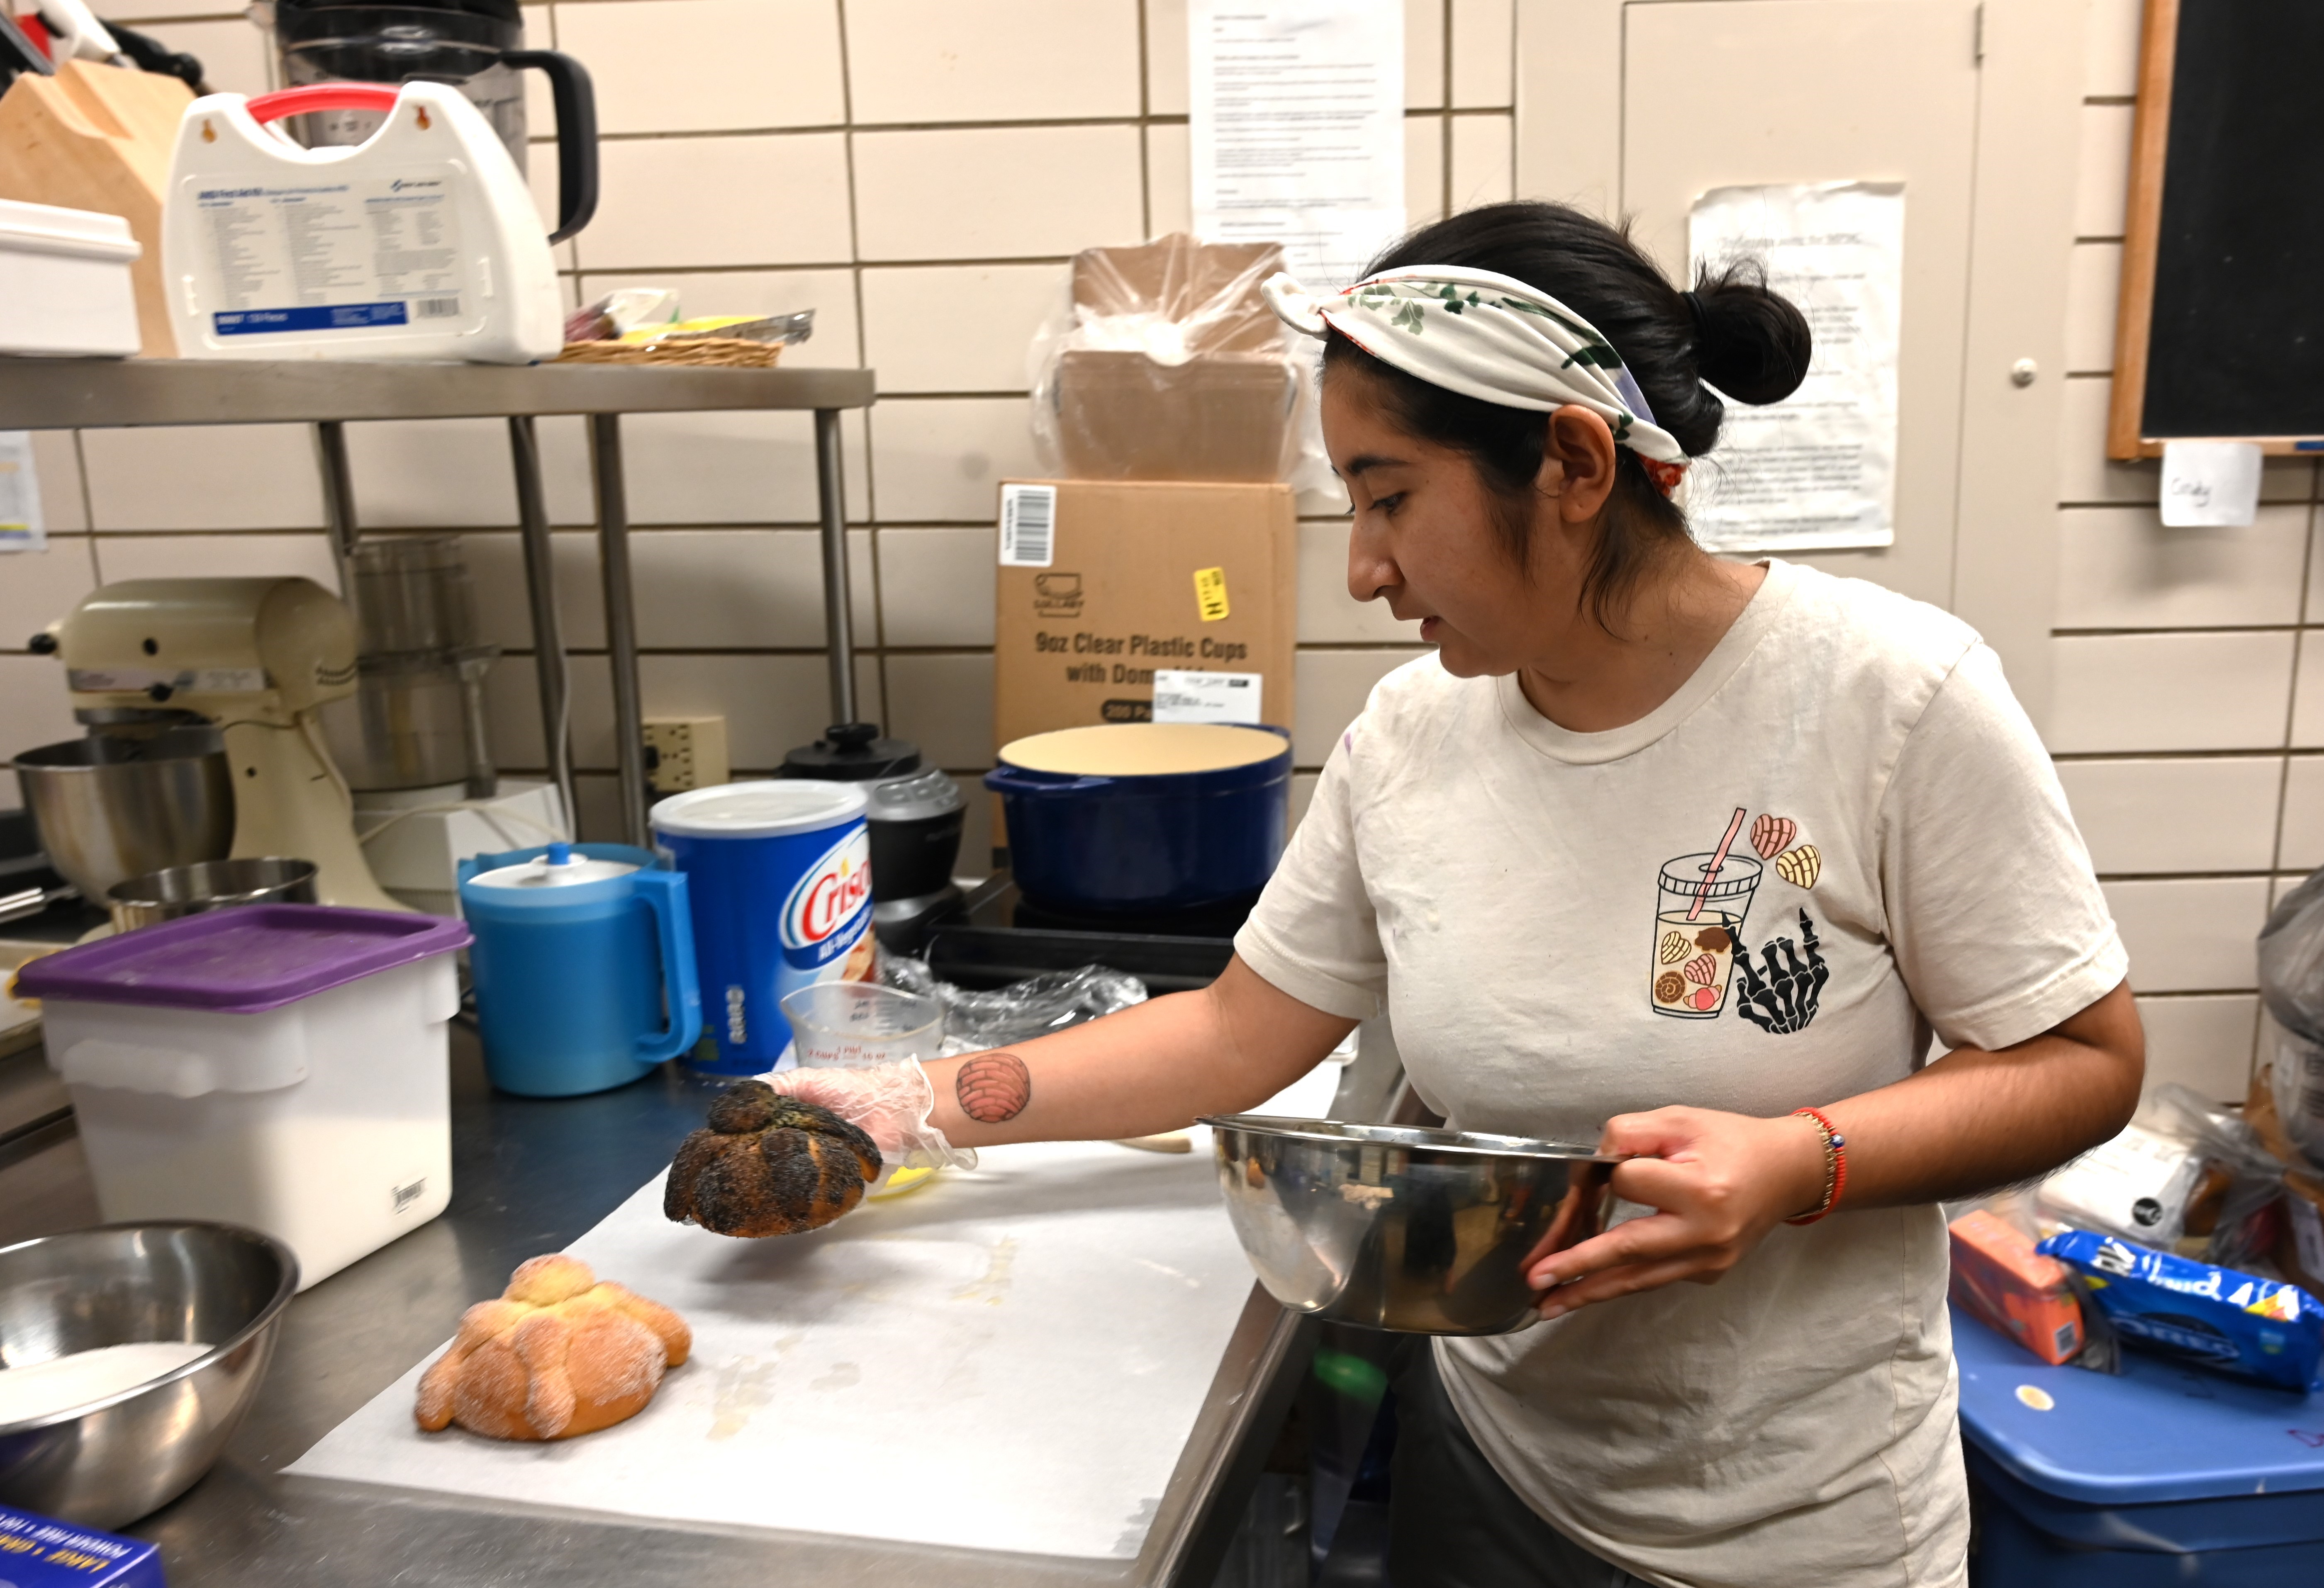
556, 337, 788, 368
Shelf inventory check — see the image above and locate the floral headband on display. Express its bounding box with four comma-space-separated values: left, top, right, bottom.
1263, 265, 1689, 496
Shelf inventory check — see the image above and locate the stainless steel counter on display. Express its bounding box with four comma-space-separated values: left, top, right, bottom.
0, 1023, 1340, 1587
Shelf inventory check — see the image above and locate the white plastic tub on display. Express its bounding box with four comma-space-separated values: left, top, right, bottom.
0, 197, 142, 357
17, 906, 472, 1290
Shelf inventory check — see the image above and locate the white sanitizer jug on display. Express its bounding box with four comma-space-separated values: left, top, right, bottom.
163, 82, 568, 364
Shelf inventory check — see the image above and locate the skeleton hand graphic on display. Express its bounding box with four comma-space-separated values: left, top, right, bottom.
1733, 910, 1829, 1035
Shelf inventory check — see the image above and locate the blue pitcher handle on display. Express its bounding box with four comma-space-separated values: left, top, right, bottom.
631, 870, 703, 1065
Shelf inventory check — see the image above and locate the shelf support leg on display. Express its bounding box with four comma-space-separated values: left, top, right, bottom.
508, 416, 575, 834
590, 413, 649, 847
814, 408, 858, 727
315, 420, 359, 592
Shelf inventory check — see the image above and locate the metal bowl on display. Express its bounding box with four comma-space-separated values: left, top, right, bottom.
107, 856, 318, 933
11, 729, 235, 902
1199, 1116, 1620, 1335
0, 1222, 298, 1528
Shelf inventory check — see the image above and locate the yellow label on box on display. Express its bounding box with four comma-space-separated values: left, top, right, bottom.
1193, 566, 1230, 622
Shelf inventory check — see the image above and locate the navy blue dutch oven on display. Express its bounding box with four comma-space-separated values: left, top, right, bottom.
985, 724, 1293, 914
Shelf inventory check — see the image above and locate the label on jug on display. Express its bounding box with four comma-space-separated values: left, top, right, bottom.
780, 827, 873, 968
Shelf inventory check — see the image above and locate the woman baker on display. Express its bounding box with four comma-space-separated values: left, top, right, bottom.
779, 201, 2141, 1588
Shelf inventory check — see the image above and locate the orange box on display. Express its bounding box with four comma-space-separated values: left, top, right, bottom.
1948, 1209, 2085, 1366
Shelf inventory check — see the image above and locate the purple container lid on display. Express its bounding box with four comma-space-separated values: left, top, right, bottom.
15, 905, 472, 1014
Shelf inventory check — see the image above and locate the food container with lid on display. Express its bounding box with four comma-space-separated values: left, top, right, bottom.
985, 723, 1292, 914
650, 780, 876, 1074
15, 905, 471, 1290
456, 841, 701, 1097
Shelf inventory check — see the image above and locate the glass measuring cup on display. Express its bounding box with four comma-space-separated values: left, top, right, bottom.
780, 982, 944, 1068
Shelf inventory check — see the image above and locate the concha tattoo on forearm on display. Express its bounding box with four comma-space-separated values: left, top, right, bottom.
955, 1052, 1032, 1124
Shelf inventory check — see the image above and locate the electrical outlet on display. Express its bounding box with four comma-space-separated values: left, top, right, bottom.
643, 716, 730, 793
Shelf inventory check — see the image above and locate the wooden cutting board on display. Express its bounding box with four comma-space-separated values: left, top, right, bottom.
0, 61, 195, 357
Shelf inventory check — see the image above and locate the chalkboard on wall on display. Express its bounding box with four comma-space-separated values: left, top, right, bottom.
2108, 0, 2324, 459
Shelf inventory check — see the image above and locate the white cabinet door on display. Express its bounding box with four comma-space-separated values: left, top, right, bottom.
1620, 0, 1983, 608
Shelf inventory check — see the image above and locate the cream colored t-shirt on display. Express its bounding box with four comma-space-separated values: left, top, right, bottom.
1234, 560, 2127, 1588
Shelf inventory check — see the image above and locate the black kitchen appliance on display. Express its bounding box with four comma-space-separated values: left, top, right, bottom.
781, 722, 965, 952
258, 0, 598, 241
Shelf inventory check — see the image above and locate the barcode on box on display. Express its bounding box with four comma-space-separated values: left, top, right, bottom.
999, 484, 1056, 568
413, 296, 462, 319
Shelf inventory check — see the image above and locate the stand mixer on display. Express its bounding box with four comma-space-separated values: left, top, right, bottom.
37, 577, 407, 912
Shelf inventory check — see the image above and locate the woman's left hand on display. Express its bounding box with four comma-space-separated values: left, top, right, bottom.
1522, 1106, 1827, 1319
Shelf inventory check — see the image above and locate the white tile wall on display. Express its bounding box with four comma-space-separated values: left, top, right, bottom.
860, 265, 1064, 393
579, 134, 855, 270
81, 426, 323, 532
2063, 246, 2121, 374
852, 125, 1145, 262
867, 399, 1038, 522
2102, 876, 2272, 993
0, 654, 81, 761
1450, 0, 1515, 108
2055, 757, 2283, 875
1294, 649, 1428, 764
2073, 103, 2134, 237
93, 533, 342, 590
2282, 757, 2324, 871
2048, 633, 2294, 754
2052, 506, 2309, 630
844, 0, 1141, 124
1449, 114, 1515, 211
556, 0, 847, 133
2136, 995, 2258, 1102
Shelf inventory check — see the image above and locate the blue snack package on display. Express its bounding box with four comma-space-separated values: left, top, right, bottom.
0, 1505, 162, 1586
2037, 1228, 2324, 1392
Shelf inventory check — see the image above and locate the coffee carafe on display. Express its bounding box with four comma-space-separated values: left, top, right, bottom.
254, 0, 597, 241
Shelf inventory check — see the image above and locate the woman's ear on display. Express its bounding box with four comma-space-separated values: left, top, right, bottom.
1538, 407, 1620, 523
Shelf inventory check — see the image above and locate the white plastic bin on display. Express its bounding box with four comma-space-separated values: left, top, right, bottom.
18, 905, 472, 1290
0, 197, 143, 357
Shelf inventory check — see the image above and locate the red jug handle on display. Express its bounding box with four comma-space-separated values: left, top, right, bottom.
243, 84, 402, 125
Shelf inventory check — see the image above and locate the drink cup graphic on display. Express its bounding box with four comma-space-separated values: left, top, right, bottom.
1652, 850, 1764, 1018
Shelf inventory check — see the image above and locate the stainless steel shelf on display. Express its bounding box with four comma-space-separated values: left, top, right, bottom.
0, 357, 874, 429
12, 357, 877, 842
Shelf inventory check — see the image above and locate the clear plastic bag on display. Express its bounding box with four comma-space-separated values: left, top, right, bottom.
1027, 234, 1325, 487
2259, 869, 2324, 1165
880, 954, 1147, 1056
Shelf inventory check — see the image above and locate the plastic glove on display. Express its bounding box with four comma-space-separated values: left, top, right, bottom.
764, 1062, 977, 1176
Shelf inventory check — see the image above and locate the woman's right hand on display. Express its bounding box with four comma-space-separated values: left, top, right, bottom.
763, 1063, 977, 1172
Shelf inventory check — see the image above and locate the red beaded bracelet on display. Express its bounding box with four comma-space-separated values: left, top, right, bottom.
1784, 1106, 1848, 1226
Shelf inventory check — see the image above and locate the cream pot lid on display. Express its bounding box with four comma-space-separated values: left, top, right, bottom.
998, 723, 1287, 777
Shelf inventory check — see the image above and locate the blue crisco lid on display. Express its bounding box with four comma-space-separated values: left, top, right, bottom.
649, 779, 867, 838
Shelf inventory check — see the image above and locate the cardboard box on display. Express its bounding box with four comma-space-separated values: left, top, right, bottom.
993, 479, 1297, 755
1948, 1209, 2085, 1366
1047, 235, 1298, 483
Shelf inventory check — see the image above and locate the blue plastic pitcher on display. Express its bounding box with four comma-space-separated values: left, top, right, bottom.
457, 842, 702, 1096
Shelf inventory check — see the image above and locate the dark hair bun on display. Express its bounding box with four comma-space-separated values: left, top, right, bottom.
1691, 259, 1812, 406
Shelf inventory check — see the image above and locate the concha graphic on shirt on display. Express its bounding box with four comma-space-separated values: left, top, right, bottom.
1650, 806, 1821, 1019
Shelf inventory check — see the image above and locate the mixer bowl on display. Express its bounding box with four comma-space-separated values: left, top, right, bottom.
0, 1221, 297, 1528
11, 729, 234, 901
1199, 1116, 1621, 1335
107, 857, 318, 933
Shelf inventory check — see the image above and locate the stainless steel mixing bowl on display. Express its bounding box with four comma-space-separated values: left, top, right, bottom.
11, 728, 235, 902
106, 856, 318, 933
1200, 1116, 1621, 1335
0, 1222, 298, 1528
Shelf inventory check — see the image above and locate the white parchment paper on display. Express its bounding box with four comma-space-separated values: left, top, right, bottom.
288, 1137, 1260, 1560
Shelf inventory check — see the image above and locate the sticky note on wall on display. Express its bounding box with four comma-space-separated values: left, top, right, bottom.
2161, 440, 2262, 527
